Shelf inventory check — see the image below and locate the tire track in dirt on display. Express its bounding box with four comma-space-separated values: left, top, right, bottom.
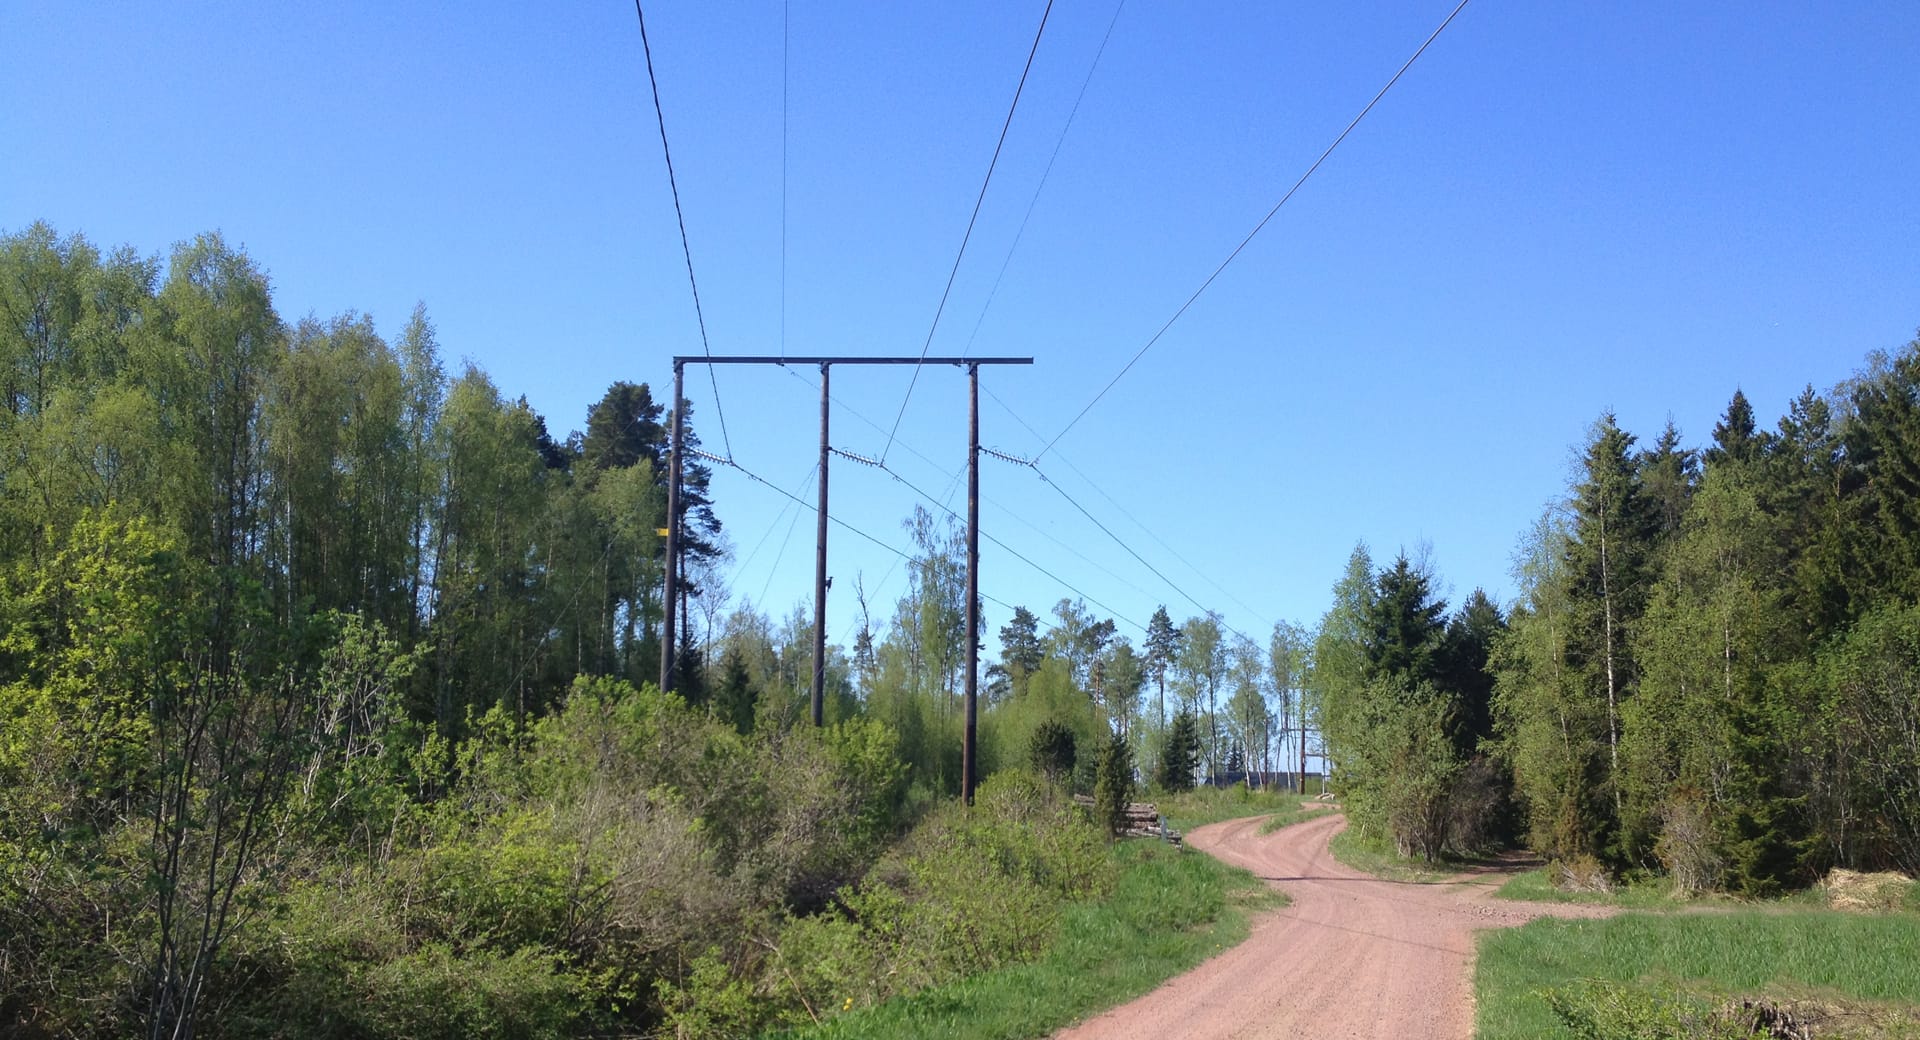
1052, 811, 1611, 1040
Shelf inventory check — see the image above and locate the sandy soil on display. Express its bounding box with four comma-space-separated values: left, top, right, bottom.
1052, 811, 1612, 1040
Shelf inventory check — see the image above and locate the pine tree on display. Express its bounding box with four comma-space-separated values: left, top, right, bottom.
1144, 606, 1181, 727
1639, 418, 1699, 542
714, 649, 757, 735
998, 606, 1044, 698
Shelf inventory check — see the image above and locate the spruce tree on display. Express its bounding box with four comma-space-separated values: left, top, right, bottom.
1094, 731, 1136, 837
1566, 413, 1659, 857
1029, 720, 1077, 789
1156, 711, 1200, 793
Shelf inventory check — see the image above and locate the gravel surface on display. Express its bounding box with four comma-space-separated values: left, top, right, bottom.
1052, 810, 1612, 1040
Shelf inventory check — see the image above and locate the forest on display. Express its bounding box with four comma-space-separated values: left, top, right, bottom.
0, 224, 1303, 1039
4, 221, 1918, 1038
1319, 347, 1920, 899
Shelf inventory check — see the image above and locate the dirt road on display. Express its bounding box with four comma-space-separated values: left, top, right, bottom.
1053, 811, 1610, 1040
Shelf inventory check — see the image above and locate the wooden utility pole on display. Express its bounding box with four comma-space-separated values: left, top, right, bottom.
660, 360, 685, 693
660, 355, 1030, 734
1298, 697, 1309, 795
963, 363, 981, 805
813, 364, 830, 726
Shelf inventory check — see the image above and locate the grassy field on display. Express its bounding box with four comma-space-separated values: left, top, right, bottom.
773, 837, 1281, 1040
1258, 803, 1336, 835
1152, 783, 1327, 833
1325, 827, 1457, 884
1492, 867, 1690, 910
1476, 910, 1920, 1039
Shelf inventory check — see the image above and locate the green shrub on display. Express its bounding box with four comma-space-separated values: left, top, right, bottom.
698, 771, 1118, 1034
1028, 720, 1077, 789
1544, 980, 1764, 1040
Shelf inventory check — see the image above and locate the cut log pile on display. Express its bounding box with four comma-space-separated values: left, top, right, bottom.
1072, 796, 1183, 847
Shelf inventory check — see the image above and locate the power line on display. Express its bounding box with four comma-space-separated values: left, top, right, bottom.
780, 0, 790, 362
881, 0, 1057, 462
758, 480, 811, 609
781, 364, 1161, 603
1029, 461, 1259, 645
982, 381, 1270, 621
968, 386, 1271, 643
854, 457, 1148, 635
730, 462, 816, 607
1035, 0, 1473, 461
961, 0, 1128, 356
835, 464, 968, 647
634, 0, 735, 460
706, 451, 914, 564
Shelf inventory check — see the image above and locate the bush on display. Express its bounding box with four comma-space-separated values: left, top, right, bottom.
217, 874, 587, 1040
1544, 981, 1765, 1040
684, 770, 1118, 1034
1656, 794, 1727, 895
1029, 720, 1077, 789
1445, 756, 1516, 854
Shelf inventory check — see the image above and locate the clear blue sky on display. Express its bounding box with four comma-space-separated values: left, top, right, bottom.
5, 1, 1918, 654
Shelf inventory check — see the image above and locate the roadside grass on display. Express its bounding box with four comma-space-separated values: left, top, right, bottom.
1492, 868, 1689, 910
773, 837, 1280, 1040
1258, 803, 1337, 835
1153, 785, 1322, 833
1475, 910, 1920, 1039
1326, 827, 1457, 884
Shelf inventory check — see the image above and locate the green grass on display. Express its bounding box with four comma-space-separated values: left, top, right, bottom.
1152, 784, 1323, 832
1258, 803, 1336, 835
772, 838, 1280, 1040
1475, 910, 1920, 1039
1492, 868, 1689, 910
1326, 827, 1456, 884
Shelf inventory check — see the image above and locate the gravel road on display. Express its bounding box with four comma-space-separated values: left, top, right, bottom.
1052, 810, 1611, 1040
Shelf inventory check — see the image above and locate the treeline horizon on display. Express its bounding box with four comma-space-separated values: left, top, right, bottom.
7, 219, 1917, 1038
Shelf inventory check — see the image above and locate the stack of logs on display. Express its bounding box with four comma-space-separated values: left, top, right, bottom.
1073, 796, 1183, 846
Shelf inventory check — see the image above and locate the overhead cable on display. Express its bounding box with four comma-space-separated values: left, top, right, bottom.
857, 458, 1147, 634
780, 0, 790, 362
881, 0, 1058, 462
782, 365, 1154, 600
1030, 462, 1259, 645
984, 381, 1270, 621
960, 0, 1129, 356
1035, 0, 1473, 461
634, 0, 735, 460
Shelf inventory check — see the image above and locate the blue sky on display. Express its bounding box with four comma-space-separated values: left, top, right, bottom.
5, 1, 1918, 654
